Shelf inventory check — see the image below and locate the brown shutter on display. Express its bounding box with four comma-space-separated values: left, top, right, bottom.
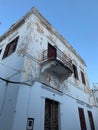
2, 43, 11, 59
2, 36, 19, 59
88, 111, 95, 130
48, 43, 57, 59
44, 99, 58, 130
78, 107, 87, 130
73, 64, 79, 79
81, 71, 86, 85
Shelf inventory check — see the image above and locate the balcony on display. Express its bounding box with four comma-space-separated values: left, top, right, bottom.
41, 44, 73, 80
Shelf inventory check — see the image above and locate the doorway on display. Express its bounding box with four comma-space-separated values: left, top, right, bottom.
44, 99, 59, 130
48, 43, 57, 59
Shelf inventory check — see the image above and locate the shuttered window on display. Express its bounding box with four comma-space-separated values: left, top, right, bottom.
73, 64, 79, 80
2, 36, 19, 59
88, 111, 95, 130
81, 71, 86, 85
78, 107, 87, 130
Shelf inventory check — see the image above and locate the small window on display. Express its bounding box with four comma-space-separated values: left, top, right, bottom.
78, 107, 87, 130
27, 118, 34, 130
2, 36, 19, 59
72, 64, 79, 80
88, 111, 95, 130
81, 71, 86, 85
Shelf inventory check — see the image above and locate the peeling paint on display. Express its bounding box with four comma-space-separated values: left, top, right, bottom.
46, 74, 51, 83
36, 22, 44, 34
17, 36, 29, 56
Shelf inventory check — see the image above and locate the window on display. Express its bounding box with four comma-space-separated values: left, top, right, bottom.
81, 71, 86, 85
88, 111, 95, 130
72, 64, 79, 79
78, 107, 87, 130
48, 43, 57, 59
2, 36, 19, 59
0, 49, 2, 54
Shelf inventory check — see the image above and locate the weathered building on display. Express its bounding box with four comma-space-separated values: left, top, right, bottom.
0, 7, 98, 130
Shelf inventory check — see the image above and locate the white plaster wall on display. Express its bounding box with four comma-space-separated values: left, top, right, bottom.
0, 76, 21, 130
0, 11, 97, 130
23, 13, 91, 93
65, 82, 90, 104
93, 86, 98, 106
0, 23, 28, 130
12, 85, 30, 130
92, 107, 98, 130
11, 82, 97, 130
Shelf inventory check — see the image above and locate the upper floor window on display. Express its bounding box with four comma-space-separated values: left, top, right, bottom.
2, 36, 19, 59
81, 71, 86, 85
72, 64, 79, 80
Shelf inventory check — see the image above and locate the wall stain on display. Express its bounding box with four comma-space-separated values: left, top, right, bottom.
36, 22, 44, 34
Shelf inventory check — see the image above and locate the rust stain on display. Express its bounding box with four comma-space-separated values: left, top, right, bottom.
17, 36, 28, 56
54, 78, 60, 90
23, 58, 33, 81
46, 74, 51, 83
36, 22, 44, 34
84, 76, 91, 93
26, 22, 32, 30
74, 77, 78, 86
67, 53, 71, 59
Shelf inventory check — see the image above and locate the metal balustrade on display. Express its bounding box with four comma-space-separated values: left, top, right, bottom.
42, 47, 73, 72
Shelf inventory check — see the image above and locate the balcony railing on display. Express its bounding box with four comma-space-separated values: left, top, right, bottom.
42, 47, 73, 72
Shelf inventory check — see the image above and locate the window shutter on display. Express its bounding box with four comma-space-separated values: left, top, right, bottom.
78, 108, 87, 130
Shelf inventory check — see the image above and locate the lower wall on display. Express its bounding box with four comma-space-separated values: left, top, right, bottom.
6, 81, 98, 130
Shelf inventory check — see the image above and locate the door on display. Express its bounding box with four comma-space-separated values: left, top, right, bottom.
44, 99, 59, 130
48, 43, 57, 59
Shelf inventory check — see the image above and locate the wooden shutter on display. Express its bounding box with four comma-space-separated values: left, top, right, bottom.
78, 108, 87, 130
44, 99, 59, 130
2, 42, 11, 59
2, 36, 19, 59
48, 43, 57, 59
73, 64, 79, 79
81, 71, 86, 85
88, 111, 95, 130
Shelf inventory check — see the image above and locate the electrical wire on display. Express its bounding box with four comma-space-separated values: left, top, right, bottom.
0, 53, 40, 86
0, 77, 31, 86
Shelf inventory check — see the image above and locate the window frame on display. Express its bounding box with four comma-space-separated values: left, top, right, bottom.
78, 107, 87, 130
2, 36, 19, 59
81, 71, 86, 85
72, 64, 79, 80
88, 111, 95, 130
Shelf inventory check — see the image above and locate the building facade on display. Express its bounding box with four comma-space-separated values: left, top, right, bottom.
0, 7, 98, 130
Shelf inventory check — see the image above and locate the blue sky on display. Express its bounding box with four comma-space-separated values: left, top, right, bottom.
0, 0, 98, 88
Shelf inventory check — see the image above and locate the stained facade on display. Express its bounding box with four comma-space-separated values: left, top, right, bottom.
0, 7, 98, 130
